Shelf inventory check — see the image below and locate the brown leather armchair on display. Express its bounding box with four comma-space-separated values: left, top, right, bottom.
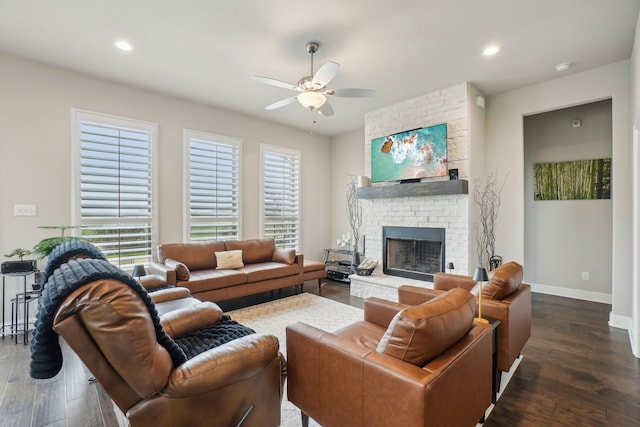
50, 274, 283, 427
399, 261, 531, 372
286, 288, 493, 427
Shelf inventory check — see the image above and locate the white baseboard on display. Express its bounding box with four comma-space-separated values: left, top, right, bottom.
530, 282, 612, 304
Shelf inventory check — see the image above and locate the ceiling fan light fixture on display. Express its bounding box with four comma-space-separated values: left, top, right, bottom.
297, 91, 326, 110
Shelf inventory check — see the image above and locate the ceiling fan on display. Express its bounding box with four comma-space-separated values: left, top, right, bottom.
253, 42, 376, 117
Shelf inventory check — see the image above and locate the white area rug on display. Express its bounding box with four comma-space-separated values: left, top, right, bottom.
229, 293, 520, 427
230, 293, 362, 426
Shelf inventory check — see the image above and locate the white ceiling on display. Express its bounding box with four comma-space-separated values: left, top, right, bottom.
0, 0, 638, 137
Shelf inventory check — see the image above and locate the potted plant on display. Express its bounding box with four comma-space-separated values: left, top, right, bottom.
474, 169, 508, 270
346, 175, 363, 270
32, 225, 81, 259
2, 248, 37, 273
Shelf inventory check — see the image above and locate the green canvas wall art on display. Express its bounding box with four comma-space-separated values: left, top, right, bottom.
534, 158, 611, 200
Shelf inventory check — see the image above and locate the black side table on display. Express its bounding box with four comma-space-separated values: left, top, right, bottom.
486, 317, 502, 403
1, 270, 37, 344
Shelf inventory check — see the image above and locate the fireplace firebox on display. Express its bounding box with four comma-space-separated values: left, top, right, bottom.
383, 226, 445, 282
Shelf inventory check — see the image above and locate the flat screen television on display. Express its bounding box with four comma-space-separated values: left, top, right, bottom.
370, 123, 447, 183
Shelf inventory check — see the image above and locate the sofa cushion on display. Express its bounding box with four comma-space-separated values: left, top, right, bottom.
482, 261, 523, 300
165, 258, 190, 281
215, 250, 244, 269
225, 239, 275, 264
241, 262, 300, 283
376, 287, 475, 366
272, 248, 295, 265
182, 269, 247, 293
158, 241, 226, 271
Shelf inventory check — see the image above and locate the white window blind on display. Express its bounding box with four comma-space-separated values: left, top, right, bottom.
73, 110, 157, 268
261, 145, 300, 250
186, 130, 241, 241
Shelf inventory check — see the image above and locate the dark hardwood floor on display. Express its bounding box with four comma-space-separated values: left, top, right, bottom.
0, 280, 638, 426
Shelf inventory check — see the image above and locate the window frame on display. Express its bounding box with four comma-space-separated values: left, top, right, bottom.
183, 129, 242, 242
259, 143, 301, 250
71, 108, 158, 268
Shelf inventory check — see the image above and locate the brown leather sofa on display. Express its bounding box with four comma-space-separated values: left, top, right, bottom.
286, 288, 493, 427
399, 261, 531, 372
52, 273, 284, 427
151, 239, 303, 302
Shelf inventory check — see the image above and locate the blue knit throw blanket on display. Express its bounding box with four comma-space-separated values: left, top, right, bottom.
30, 259, 187, 379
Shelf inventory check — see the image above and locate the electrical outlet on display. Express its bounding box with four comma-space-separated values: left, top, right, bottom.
14, 204, 37, 216
581, 272, 590, 280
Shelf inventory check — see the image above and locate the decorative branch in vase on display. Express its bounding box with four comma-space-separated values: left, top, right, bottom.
474, 169, 508, 270
346, 175, 363, 269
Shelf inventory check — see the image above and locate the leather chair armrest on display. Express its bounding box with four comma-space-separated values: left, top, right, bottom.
397, 285, 444, 305
363, 297, 408, 328
149, 287, 191, 304
433, 272, 477, 291
165, 333, 280, 397
149, 261, 177, 285
160, 302, 224, 338
481, 283, 531, 371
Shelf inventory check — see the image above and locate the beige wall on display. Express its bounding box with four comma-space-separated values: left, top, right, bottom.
486, 60, 632, 323
0, 53, 333, 270
630, 10, 640, 357
330, 128, 365, 252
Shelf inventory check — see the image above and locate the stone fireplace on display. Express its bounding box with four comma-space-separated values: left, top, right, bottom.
383, 226, 445, 281
348, 82, 483, 302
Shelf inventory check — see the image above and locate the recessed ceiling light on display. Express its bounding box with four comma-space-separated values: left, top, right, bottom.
114, 40, 133, 52
555, 62, 571, 72
483, 45, 500, 56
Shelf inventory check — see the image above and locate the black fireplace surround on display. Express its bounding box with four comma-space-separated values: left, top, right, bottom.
383, 226, 445, 282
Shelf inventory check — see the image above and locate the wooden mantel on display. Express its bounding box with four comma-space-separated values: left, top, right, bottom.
356, 179, 468, 199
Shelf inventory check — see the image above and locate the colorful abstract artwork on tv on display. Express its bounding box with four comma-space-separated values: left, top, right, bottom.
371, 123, 447, 183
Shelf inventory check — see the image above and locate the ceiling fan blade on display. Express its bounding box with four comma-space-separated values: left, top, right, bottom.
317, 101, 334, 117
253, 75, 300, 91
312, 61, 340, 88
265, 96, 297, 110
327, 88, 376, 98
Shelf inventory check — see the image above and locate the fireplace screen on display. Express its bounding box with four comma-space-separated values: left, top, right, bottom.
383, 226, 445, 281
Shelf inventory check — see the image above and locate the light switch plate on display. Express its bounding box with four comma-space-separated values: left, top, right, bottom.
14, 204, 37, 216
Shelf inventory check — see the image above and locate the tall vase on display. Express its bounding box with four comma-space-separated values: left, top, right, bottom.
351, 241, 361, 273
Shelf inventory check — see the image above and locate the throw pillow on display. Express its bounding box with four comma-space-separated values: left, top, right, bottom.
215, 250, 244, 269
165, 258, 190, 281
482, 261, 523, 300
272, 248, 295, 265
376, 287, 475, 366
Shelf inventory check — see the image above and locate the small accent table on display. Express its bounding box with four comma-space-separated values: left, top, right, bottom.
1, 270, 37, 344
323, 248, 360, 283
486, 317, 502, 403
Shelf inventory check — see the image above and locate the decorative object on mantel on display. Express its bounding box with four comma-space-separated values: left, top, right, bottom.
472, 266, 490, 324
346, 175, 362, 268
354, 259, 378, 276
448, 168, 459, 180
474, 169, 508, 270
357, 176, 370, 188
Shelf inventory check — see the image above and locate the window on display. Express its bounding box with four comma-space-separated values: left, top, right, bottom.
72, 110, 157, 269
260, 145, 300, 250
185, 130, 241, 241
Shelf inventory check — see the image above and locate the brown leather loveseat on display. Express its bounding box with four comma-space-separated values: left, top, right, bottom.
151, 239, 303, 302
286, 288, 494, 427
399, 261, 531, 373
